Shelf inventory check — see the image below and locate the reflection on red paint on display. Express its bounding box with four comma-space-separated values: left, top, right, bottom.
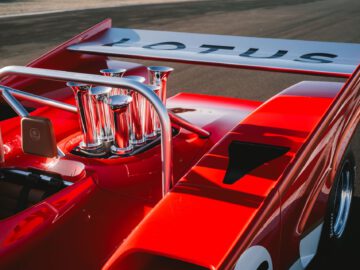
3, 207, 55, 247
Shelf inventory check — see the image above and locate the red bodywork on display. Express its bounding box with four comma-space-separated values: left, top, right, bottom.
0, 19, 359, 270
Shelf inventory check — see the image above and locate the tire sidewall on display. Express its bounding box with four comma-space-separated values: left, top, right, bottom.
321, 150, 355, 250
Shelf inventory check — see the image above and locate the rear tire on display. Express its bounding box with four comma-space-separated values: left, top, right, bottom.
321, 150, 355, 248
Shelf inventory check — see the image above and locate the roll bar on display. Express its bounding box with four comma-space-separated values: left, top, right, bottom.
0, 83, 209, 138
0, 66, 172, 196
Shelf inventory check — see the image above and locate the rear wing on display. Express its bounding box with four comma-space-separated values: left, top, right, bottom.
68, 27, 360, 78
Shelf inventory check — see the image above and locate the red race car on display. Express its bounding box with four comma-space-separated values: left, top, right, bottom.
0, 19, 359, 270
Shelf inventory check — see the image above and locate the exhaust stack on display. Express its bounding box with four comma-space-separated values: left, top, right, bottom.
100, 68, 127, 95
124, 76, 147, 146
66, 82, 102, 151
68, 65, 174, 157
145, 85, 161, 140
148, 66, 174, 133
107, 95, 133, 155
148, 66, 174, 104
89, 86, 113, 142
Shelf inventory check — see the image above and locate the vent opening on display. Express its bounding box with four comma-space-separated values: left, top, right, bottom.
223, 141, 289, 184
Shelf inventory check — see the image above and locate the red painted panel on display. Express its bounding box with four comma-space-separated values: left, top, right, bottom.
103, 81, 343, 270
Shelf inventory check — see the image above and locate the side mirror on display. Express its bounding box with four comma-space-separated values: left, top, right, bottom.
21, 116, 57, 158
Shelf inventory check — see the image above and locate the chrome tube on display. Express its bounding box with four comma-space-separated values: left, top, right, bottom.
0, 84, 209, 139
124, 76, 147, 145
1, 86, 76, 113
1, 83, 209, 140
107, 95, 133, 155
89, 86, 113, 142
0, 66, 173, 196
168, 111, 210, 138
145, 85, 161, 140
66, 82, 102, 151
129, 90, 146, 145
100, 68, 127, 95
148, 66, 174, 104
1, 88, 28, 117
148, 66, 174, 133
100, 68, 126, 77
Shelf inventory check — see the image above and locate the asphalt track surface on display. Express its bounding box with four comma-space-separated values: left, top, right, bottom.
0, 0, 359, 269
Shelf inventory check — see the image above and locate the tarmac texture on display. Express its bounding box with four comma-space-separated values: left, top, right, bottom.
0, 0, 359, 269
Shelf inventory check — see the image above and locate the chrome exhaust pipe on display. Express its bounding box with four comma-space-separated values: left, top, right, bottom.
100, 68, 127, 95
100, 68, 126, 77
107, 95, 133, 155
148, 66, 174, 104
148, 66, 174, 134
66, 82, 102, 151
123, 76, 147, 146
145, 85, 161, 140
89, 86, 113, 142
